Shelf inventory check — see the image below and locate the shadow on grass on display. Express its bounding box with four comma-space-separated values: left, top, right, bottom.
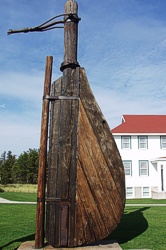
1, 233, 35, 250
106, 207, 150, 244
1, 207, 150, 249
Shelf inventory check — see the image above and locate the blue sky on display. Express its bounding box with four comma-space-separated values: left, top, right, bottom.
0, 0, 166, 155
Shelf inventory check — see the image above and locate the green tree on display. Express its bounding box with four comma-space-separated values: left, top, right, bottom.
12, 148, 39, 184
26, 148, 39, 184
0, 151, 16, 184
12, 151, 28, 183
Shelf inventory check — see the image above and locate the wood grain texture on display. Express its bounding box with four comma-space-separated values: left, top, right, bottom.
46, 67, 80, 247
46, 67, 125, 247
35, 56, 53, 249
79, 68, 125, 202
74, 68, 125, 245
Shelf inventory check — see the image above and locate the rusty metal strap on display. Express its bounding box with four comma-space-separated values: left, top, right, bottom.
46, 197, 70, 203
43, 95, 79, 101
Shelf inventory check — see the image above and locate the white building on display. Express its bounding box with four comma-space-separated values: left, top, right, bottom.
112, 115, 166, 199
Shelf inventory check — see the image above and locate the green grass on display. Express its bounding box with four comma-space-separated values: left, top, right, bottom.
0, 204, 166, 250
0, 204, 36, 250
126, 198, 166, 204
0, 189, 166, 249
107, 206, 166, 250
0, 192, 37, 202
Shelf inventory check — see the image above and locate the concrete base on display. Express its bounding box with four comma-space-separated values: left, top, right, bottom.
17, 241, 122, 250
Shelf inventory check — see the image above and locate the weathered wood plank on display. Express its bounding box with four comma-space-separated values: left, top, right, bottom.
79, 68, 125, 202
46, 77, 62, 246
46, 67, 125, 247
75, 188, 96, 245
47, 77, 62, 198
78, 101, 123, 225
76, 160, 107, 243
35, 56, 53, 249
46, 67, 80, 247
80, 100, 124, 212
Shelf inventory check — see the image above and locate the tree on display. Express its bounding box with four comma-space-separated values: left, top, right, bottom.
0, 151, 16, 184
12, 151, 28, 183
26, 148, 39, 184
12, 148, 39, 184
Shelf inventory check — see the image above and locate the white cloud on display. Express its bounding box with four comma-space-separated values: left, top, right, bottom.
1, 0, 166, 155
0, 104, 5, 108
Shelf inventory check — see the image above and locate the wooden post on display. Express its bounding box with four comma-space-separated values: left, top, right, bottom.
35, 56, 53, 249
46, 0, 80, 247
60, 0, 80, 71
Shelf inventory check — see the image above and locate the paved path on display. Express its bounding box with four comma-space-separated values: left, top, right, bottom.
125, 203, 166, 206
0, 197, 166, 206
0, 197, 36, 204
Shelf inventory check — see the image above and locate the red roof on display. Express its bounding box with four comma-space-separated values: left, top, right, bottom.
112, 115, 166, 133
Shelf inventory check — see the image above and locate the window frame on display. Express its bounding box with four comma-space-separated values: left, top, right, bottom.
126, 187, 134, 198
123, 161, 132, 177
121, 136, 131, 149
160, 136, 166, 149
139, 160, 149, 176
143, 187, 150, 197
138, 136, 148, 149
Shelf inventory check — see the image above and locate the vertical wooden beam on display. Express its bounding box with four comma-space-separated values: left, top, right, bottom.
35, 56, 53, 249
60, 0, 80, 71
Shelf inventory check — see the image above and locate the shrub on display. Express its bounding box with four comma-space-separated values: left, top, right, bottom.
0, 187, 4, 192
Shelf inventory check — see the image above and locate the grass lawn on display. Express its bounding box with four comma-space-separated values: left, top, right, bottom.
107, 206, 166, 250
126, 198, 166, 204
0, 204, 166, 250
0, 192, 37, 202
0, 190, 166, 249
0, 204, 36, 250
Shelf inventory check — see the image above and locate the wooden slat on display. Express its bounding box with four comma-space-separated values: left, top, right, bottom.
46, 67, 80, 247
76, 161, 107, 243
79, 101, 124, 217
75, 187, 96, 245
79, 68, 125, 202
46, 77, 62, 246
47, 77, 62, 198
74, 101, 124, 245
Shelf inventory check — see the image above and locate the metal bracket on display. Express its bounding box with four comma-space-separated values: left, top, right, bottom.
46, 197, 70, 203
43, 95, 79, 101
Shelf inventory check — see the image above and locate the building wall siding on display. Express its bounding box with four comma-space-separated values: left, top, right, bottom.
113, 134, 166, 198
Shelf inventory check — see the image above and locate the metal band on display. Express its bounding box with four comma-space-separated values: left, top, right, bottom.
46, 197, 70, 203
43, 95, 79, 101
60, 62, 80, 72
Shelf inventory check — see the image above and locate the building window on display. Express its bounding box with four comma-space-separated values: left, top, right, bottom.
126, 187, 133, 198
139, 161, 149, 176
123, 161, 132, 177
143, 187, 150, 197
138, 136, 148, 149
161, 136, 166, 149
121, 136, 131, 149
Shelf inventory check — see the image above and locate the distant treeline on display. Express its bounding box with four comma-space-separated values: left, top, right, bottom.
0, 149, 39, 185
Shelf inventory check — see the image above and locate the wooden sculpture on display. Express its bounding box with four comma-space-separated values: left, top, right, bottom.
7, 0, 125, 248
45, 0, 125, 247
